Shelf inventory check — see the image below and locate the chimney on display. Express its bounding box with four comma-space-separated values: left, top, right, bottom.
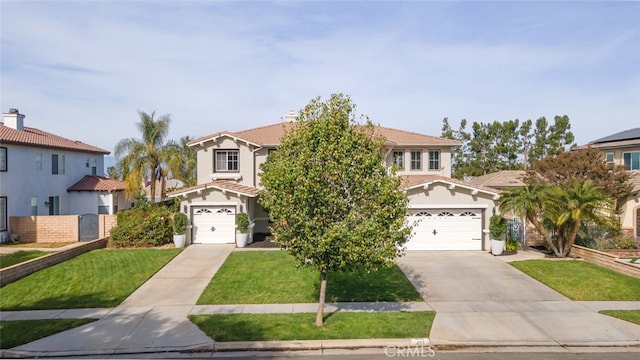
3, 108, 25, 131
284, 110, 297, 122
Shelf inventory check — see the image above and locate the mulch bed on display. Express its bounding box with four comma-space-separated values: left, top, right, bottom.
246, 233, 280, 249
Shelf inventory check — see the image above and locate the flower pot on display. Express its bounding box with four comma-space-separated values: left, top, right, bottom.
236, 232, 250, 248
491, 239, 505, 255
173, 234, 186, 248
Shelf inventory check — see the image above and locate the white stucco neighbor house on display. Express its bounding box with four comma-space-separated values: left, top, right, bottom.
0, 108, 128, 240
168, 113, 501, 251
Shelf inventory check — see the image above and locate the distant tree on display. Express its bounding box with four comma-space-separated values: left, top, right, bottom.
259, 94, 410, 326
528, 148, 632, 203
441, 118, 471, 179
114, 110, 173, 202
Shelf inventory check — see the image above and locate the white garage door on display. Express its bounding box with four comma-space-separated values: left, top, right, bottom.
192, 206, 236, 244
405, 209, 482, 250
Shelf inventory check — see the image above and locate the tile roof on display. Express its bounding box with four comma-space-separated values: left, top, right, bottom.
0, 123, 109, 154
467, 170, 527, 189
590, 128, 640, 144
67, 175, 126, 192
168, 180, 260, 198
401, 174, 499, 195
188, 121, 460, 148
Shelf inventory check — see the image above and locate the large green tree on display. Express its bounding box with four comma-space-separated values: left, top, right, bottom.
259, 94, 410, 326
166, 136, 197, 188
114, 110, 174, 202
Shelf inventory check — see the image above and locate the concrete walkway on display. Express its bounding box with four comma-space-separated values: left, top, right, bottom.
2, 246, 640, 358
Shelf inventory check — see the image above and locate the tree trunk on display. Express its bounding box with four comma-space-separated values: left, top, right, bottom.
315, 271, 328, 327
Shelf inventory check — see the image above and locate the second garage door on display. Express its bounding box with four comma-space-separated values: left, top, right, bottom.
405, 209, 482, 250
192, 206, 236, 244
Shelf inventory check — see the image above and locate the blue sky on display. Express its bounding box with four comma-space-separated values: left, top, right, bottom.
1, 1, 638, 154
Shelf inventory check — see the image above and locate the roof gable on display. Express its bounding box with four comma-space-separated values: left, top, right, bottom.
402, 175, 500, 197
0, 123, 109, 154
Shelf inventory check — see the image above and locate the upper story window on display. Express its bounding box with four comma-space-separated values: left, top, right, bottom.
410, 150, 422, 171
605, 152, 614, 165
623, 151, 640, 170
215, 150, 239, 172
392, 150, 405, 170
428, 150, 440, 171
0, 147, 6, 171
35, 152, 42, 171
51, 154, 65, 175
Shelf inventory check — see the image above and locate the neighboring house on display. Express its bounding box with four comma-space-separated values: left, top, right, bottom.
67, 175, 129, 215
467, 170, 527, 190
578, 128, 640, 241
0, 108, 127, 239
169, 114, 501, 251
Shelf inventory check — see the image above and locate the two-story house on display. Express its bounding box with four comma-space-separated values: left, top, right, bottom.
579, 128, 640, 242
169, 113, 500, 251
0, 109, 128, 240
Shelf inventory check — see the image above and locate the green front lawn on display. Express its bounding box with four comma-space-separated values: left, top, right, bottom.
511, 260, 640, 301
0, 250, 49, 269
189, 312, 435, 341
0, 318, 96, 349
197, 251, 422, 304
600, 310, 640, 325
0, 248, 181, 310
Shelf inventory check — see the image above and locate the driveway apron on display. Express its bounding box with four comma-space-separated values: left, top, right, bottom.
398, 251, 640, 346
10, 244, 234, 356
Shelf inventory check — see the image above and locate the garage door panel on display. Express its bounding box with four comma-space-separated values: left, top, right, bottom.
193, 207, 236, 244
406, 209, 482, 251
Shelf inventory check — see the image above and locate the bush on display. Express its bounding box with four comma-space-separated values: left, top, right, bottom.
236, 212, 250, 233
598, 236, 639, 250
506, 234, 520, 252
173, 212, 188, 235
489, 215, 507, 239
109, 207, 173, 247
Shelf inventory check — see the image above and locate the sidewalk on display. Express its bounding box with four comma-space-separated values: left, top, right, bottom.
2, 246, 640, 358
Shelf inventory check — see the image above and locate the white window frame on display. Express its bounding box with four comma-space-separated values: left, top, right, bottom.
410, 150, 422, 171
215, 150, 239, 172
51, 154, 65, 175
605, 152, 614, 165
428, 150, 440, 171
623, 151, 640, 170
0, 196, 6, 231
392, 150, 405, 170
0, 147, 7, 172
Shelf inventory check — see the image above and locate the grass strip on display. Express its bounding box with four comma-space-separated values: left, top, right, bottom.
0, 250, 49, 269
0, 318, 96, 349
197, 251, 422, 304
510, 259, 640, 301
600, 310, 640, 326
0, 248, 181, 310
189, 311, 434, 341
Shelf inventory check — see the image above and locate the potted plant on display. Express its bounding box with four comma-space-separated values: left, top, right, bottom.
172, 212, 188, 248
489, 214, 507, 255
235, 212, 250, 247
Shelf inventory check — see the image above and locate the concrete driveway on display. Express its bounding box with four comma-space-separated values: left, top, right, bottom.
397, 251, 640, 346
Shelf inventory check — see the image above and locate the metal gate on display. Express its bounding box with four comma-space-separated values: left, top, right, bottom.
78, 214, 99, 241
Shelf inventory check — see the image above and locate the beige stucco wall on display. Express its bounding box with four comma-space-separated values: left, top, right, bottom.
598, 146, 640, 167
407, 183, 498, 250
619, 195, 639, 238
193, 137, 257, 187
385, 147, 453, 178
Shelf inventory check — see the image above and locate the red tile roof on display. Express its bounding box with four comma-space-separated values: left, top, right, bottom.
0, 123, 109, 154
67, 175, 126, 192
189, 122, 460, 148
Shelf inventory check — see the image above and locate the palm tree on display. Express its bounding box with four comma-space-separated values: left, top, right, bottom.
114, 110, 172, 203
166, 136, 197, 187
544, 179, 614, 257
498, 183, 552, 246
